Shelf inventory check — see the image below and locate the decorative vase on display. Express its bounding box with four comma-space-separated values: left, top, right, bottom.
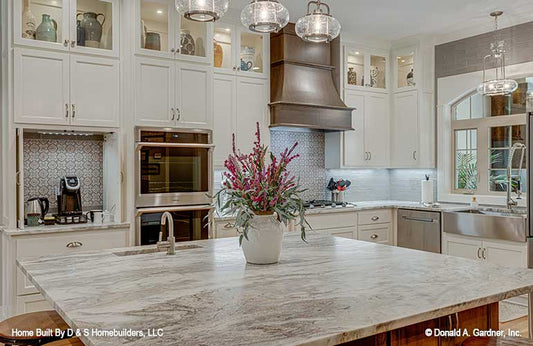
347, 67, 357, 85
145, 32, 161, 51
406, 68, 415, 86
76, 20, 85, 46
78, 12, 105, 48
241, 213, 285, 265
213, 41, 223, 67
36, 14, 57, 42
22, 0, 36, 39
180, 30, 195, 55
240, 46, 255, 71
140, 20, 147, 48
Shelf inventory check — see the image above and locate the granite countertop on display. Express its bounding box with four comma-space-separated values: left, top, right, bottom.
214, 200, 470, 220
1, 221, 130, 237
18, 233, 533, 346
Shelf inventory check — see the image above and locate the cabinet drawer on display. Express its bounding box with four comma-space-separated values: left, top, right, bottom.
329, 227, 357, 240
16, 294, 52, 315
16, 229, 129, 259
302, 212, 357, 231
358, 209, 392, 225
358, 224, 391, 244
215, 220, 239, 238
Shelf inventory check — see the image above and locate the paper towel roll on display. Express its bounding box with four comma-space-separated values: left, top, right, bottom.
421, 180, 434, 204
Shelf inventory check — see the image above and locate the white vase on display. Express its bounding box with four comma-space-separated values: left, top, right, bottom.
22, 0, 36, 40
241, 213, 284, 264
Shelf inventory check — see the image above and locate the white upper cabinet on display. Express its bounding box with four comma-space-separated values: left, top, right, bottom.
15, 0, 120, 57
69, 54, 119, 127
391, 90, 419, 167
344, 46, 388, 92
134, 56, 213, 129
14, 48, 70, 125
135, 0, 212, 64
343, 92, 365, 167
14, 47, 119, 128
213, 23, 269, 79
235, 77, 269, 153
393, 46, 417, 92
213, 73, 236, 167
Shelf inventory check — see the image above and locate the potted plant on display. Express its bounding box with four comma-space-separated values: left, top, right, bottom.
214, 123, 308, 264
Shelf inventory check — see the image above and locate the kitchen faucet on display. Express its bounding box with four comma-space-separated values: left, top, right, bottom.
157, 212, 176, 255
506, 143, 526, 209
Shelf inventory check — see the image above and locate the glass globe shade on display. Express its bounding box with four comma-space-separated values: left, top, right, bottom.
241, 0, 289, 33
175, 0, 229, 22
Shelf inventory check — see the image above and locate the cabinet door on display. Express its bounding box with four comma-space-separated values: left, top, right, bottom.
237, 28, 269, 78
69, 54, 119, 127
176, 63, 213, 128
483, 240, 527, 268
358, 224, 391, 245
365, 93, 389, 167
134, 57, 175, 126
392, 90, 419, 167
16, 294, 52, 315
14, 48, 70, 125
235, 77, 269, 153
329, 227, 357, 239
136, 0, 175, 58
343, 91, 366, 167
213, 73, 236, 167
443, 233, 482, 260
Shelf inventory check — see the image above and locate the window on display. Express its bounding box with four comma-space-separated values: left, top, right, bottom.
452, 78, 531, 195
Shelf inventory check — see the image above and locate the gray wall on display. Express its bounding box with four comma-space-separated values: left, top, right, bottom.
436, 21, 533, 78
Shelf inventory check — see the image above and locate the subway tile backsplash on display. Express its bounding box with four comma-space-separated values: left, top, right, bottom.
215, 130, 437, 203
23, 133, 104, 212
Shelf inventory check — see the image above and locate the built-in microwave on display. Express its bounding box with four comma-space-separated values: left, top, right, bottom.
135, 127, 214, 208
136, 206, 212, 245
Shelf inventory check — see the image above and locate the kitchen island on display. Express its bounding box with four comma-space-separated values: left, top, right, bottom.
17, 234, 533, 346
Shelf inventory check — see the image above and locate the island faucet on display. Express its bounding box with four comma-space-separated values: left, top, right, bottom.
506, 143, 526, 210
157, 212, 176, 255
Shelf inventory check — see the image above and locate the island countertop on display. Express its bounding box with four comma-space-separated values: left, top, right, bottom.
18, 234, 533, 346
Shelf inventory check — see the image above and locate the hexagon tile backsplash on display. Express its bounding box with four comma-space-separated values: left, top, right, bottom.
23, 133, 104, 212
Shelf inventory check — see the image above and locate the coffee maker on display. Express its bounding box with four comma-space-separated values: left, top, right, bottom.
57, 176, 85, 223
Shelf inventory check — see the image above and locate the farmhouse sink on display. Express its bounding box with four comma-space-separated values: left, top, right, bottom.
443, 208, 527, 243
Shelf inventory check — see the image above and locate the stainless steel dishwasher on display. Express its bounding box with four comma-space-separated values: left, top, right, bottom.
397, 209, 441, 253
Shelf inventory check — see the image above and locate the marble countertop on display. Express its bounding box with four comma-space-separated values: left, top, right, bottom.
18, 233, 533, 346
214, 200, 470, 220
1, 221, 130, 237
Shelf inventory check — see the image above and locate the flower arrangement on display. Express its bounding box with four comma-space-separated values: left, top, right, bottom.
214, 123, 308, 244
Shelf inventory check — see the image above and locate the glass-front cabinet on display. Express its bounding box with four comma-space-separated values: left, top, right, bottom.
344, 46, 388, 91
15, 0, 119, 57
393, 47, 417, 91
213, 23, 268, 78
136, 0, 212, 63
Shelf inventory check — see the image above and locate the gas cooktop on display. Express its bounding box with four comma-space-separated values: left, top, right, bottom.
303, 200, 354, 209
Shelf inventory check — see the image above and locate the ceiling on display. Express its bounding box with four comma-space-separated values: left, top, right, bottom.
229, 0, 533, 42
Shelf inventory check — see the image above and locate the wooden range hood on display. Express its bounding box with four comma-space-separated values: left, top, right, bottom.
269, 23, 354, 131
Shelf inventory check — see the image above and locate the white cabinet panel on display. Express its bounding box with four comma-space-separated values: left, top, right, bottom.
358, 209, 392, 225
392, 90, 419, 166
358, 224, 391, 245
135, 57, 175, 126
213, 73, 236, 167
16, 294, 52, 315
484, 240, 527, 268
69, 54, 119, 127
14, 49, 70, 125
176, 64, 212, 128
235, 77, 268, 153
443, 233, 483, 260
343, 92, 365, 167
330, 227, 357, 239
364, 93, 389, 166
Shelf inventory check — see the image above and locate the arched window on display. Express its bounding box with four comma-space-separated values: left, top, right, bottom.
451, 78, 531, 195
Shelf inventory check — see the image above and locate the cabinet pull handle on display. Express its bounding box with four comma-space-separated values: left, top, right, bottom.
171, 108, 175, 120
224, 222, 233, 229
448, 315, 453, 330
66, 241, 83, 248
176, 108, 181, 121
369, 152, 372, 160
371, 216, 379, 221
482, 248, 487, 260
63, 39, 69, 47
413, 151, 417, 160
370, 234, 378, 239
71, 104, 76, 118
171, 48, 176, 53
70, 40, 75, 48
65, 103, 69, 118
477, 247, 482, 259
455, 312, 459, 329
232, 66, 237, 71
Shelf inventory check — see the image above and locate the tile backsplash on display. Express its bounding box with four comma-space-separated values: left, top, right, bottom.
215, 130, 437, 203
23, 133, 104, 212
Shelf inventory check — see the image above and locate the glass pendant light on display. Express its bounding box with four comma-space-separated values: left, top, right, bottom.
241, 0, 289, 33
477, 11, 518, 96
295, 0, 341, 43
175, 0, 229, 22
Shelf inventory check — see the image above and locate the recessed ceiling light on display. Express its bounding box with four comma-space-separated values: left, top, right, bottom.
156, 9, 163, 14
355, 51, 360, 55
401, 60, 405, 63
224, 28, 231, 32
